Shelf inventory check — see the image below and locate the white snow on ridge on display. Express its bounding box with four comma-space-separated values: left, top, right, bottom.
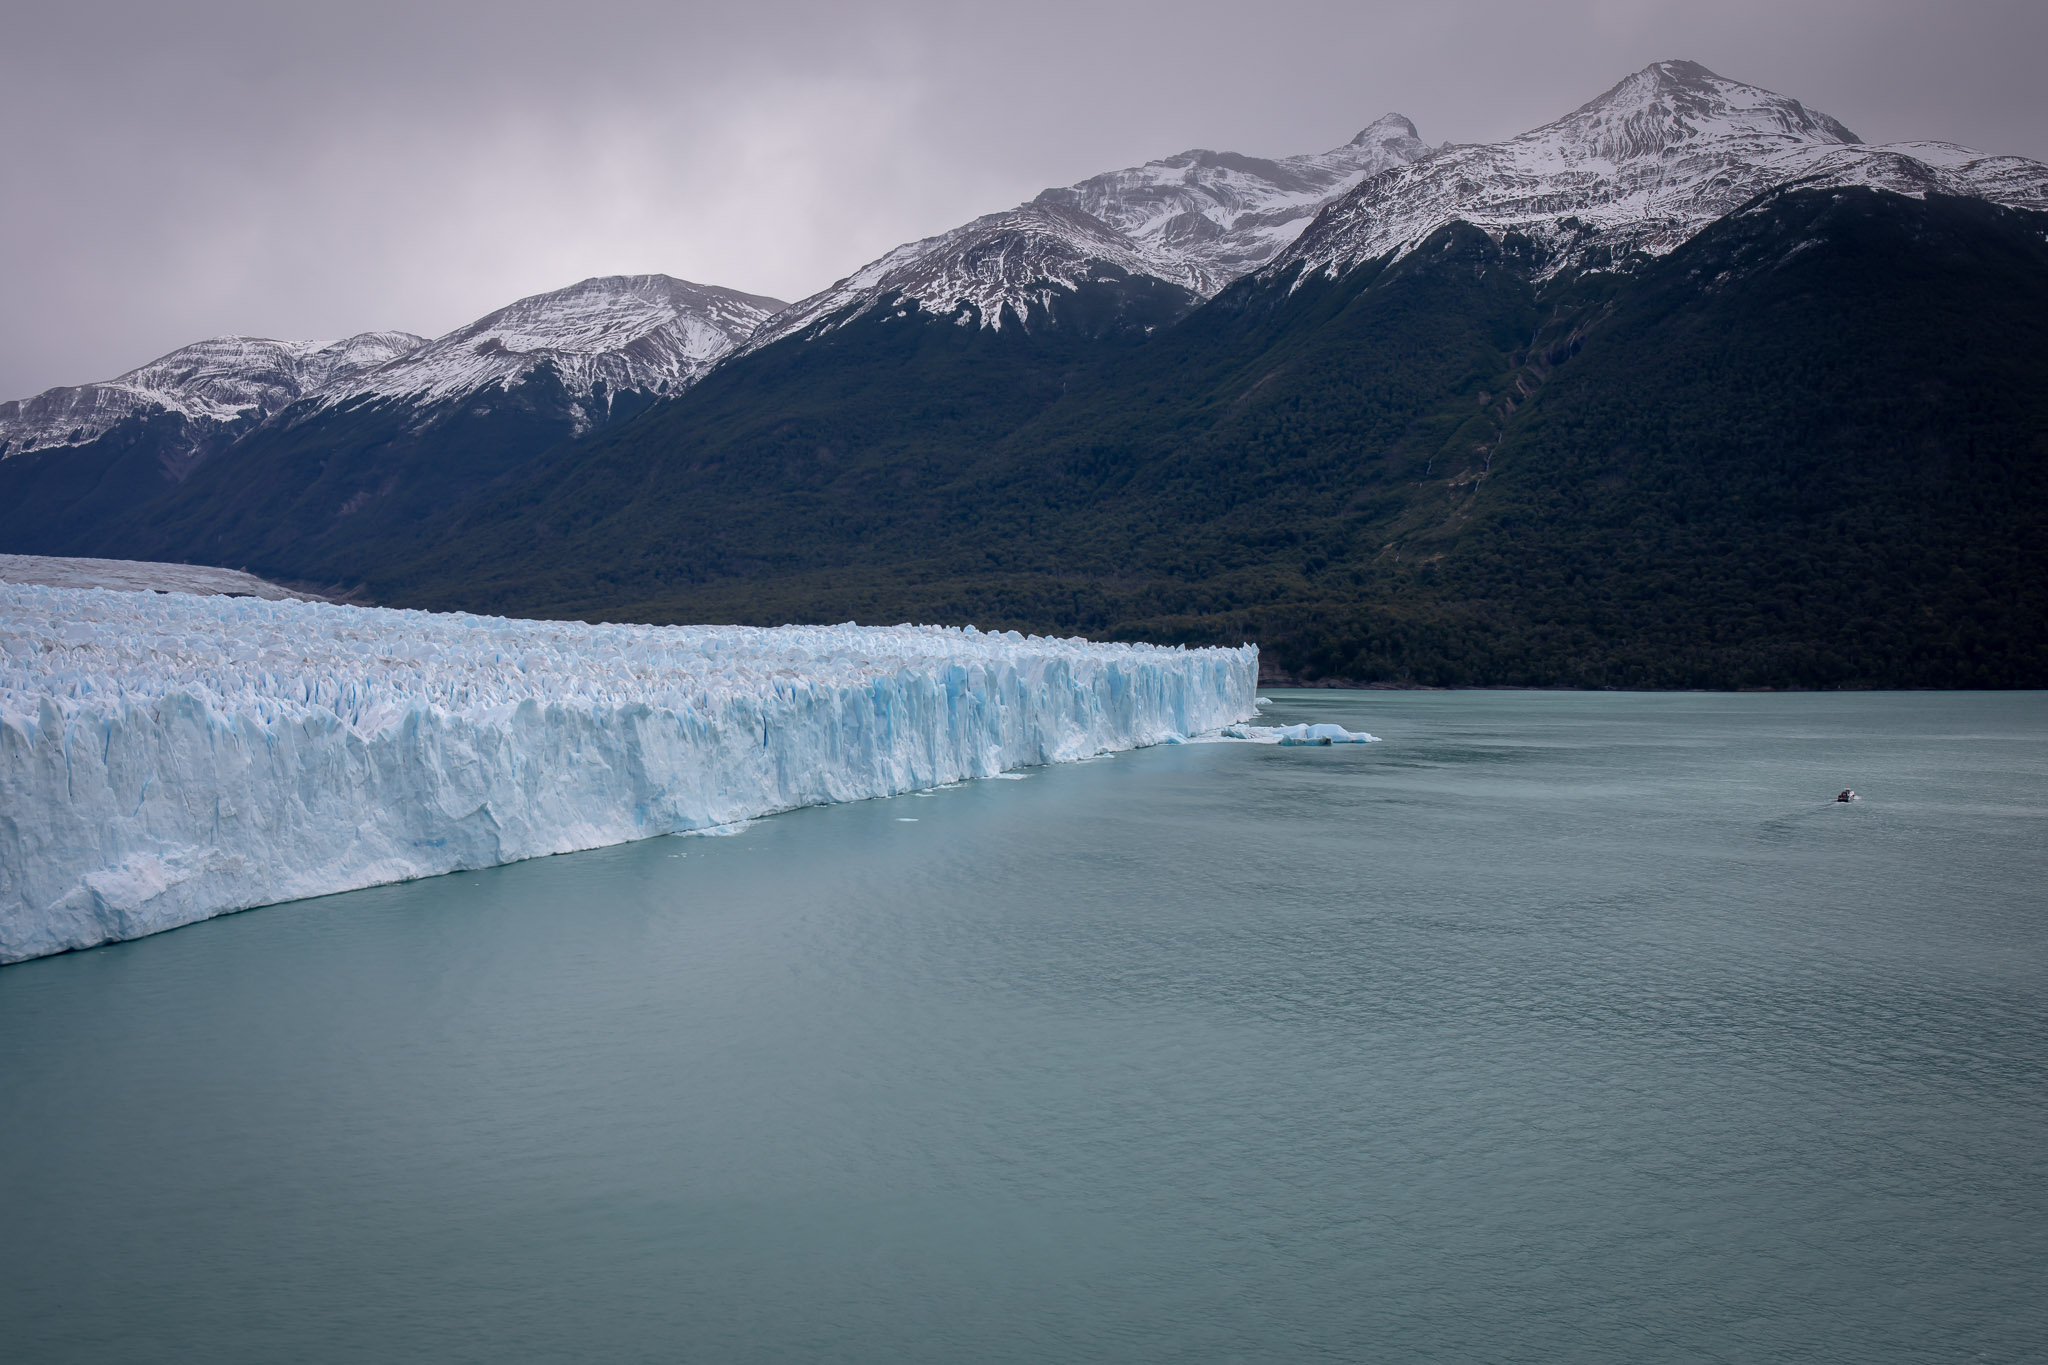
0, 332, 424, 460
1, 276, 785, 457
0, 586, 1257, 963
742, 202, 1195, 349
326, 275, 786, 421
741, 59, 2048, 352
742, 117, 1432, 351
1273, 60, 2048, 285
1038, 113, 1433, 292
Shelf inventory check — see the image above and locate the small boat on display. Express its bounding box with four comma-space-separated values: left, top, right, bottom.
1836, 789, 1858, 803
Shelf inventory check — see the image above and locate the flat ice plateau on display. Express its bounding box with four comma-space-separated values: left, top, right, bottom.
0, 553, 313, 601
0, 585, 1256, 963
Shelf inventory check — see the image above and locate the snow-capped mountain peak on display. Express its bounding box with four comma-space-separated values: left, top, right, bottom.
1549, 59, 1861, 162
1031, 114, 1431, 290
330, 274, 786, 419
1350, 113, 1421, 148
741, 201, 1196, 350
1272, 60, 2048, 284
2, 275, 788, 461
742, 115, 1433, 352
0, 332, 424, 460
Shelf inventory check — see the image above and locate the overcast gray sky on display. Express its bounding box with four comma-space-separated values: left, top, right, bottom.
4, 0, 2043, 398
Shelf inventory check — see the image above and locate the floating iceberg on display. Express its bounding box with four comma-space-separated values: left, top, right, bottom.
0, 585, 1257, 963
1218, 722, 1380, 745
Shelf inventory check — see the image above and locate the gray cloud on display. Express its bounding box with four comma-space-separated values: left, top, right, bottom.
5, 0, 2044, 397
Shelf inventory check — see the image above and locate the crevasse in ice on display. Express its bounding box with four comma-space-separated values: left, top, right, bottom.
0, 585, 1257, 963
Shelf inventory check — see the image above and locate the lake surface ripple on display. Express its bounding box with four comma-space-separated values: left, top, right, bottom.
4, 690, 2044, 1363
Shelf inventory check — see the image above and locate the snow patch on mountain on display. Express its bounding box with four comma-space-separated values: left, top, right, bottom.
328, 275, 785, 422
1274, 60, 2048, 284
742, 202, 1199, 348
0, 333, 423, 459
744, 117, 1432, 351
2, 276, 787, 460
1035, 113, 1432, 292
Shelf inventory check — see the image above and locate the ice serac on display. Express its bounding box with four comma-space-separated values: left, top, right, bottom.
0, 585, 1258, 963
741, 117, 1430, 350
1272, 59, 2048, 283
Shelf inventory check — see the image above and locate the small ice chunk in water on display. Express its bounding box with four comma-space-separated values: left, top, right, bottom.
1284, 723, 1378, 746
1220, 721, 1380, 745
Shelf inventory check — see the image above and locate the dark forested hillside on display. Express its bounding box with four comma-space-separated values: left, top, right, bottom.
358, 188, 2048, 688
8, 189, 2043, 688
1396, 188, 2048, 687
1, 370, 667, 591
0, 411, 214, 553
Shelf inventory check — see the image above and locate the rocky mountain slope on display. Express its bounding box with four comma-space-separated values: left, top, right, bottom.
0, 332, 423, 469
736, 203, 1205, 350
742, 114, 1431, 349
1038, 113, 1431, 289
0, 275, 784, 464
313, 274, 785, 432
0, 276, 785, 562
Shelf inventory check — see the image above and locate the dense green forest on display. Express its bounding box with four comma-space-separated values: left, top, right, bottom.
0, 369, 642, 583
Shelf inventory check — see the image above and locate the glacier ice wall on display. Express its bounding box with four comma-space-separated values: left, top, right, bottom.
0, 586, 1257, 963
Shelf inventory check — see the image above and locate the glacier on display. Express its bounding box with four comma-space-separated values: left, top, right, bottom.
0, 553, 313, 601
0, 585, 1257, 964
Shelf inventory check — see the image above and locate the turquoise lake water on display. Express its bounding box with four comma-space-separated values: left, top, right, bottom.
3, 690, 2045, 1363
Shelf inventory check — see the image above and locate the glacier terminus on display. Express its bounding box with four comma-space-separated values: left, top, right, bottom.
0, 584, 1258, 963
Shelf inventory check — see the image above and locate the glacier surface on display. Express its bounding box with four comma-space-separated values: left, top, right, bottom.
0, 586, 1256, 963
0, 553, 313, 601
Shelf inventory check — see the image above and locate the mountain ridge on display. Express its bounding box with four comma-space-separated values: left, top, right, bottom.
5, 60, 2046, 688
12, 60, 2044, 458
311, 274, 786, 433
1271, 60, 2048, 284
740, 114, 1433, 352
0, 332, 425, 466
0, 274, 786, 461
